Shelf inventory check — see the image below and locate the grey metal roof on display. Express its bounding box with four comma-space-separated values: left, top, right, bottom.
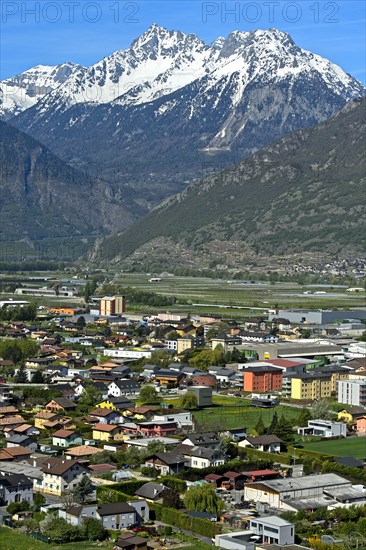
248, 473, 350, 493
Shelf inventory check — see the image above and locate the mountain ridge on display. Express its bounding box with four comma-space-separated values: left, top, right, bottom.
89, 97, 366, 268
0, 120, 138, 258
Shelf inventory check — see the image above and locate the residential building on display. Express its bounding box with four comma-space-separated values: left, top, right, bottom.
100, 296, 126, 316
0, 474, 33, 506
243, 366, 283, 393
39, 459, 89, 496
0, 446, 32, 461
338, 379, 366, 407
34, 411, 59, 430
92, 423, 123, 442
152, 411, 193, 428
285, 366, 350, 400
214, 531, 255, 550
145, 450, 188, 475
356, 416, 366, 434
239, 435, 282, 454
59, 503, 98, 526
338, 406, 366, 423
135, 482, 167, 501
181, 445, 225, 469
192, 375, 217, 388
51, 429, 83, 448
45, 397, 76, 412
96, 502, 136, 529
249, 516, 295, 546
5, 423, 39, 438
208, 367, 236, 385
297, 420, 346, 438
136, 421, 177, 437
89, 408, 123, 424
152, 370, 184, 387
96, 396, 134, 411
182, 432, 220, 449
65, 446, 105, 460
108, 380, 140, 397
0, 462, 43, 493
7, 435, 38, 453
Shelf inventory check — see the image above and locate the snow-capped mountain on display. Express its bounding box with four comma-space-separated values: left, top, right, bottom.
9, 25, 365, 209
0, 62, 83, 119
19, 23, 214, 121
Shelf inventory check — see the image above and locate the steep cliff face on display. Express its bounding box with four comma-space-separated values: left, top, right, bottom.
0, 120, 136, 253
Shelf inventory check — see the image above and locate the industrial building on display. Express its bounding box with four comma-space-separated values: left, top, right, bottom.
268, 308, 366, 324
244, 473, 366, 511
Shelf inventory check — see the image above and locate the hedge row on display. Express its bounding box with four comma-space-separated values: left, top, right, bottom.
243, 447, 292, 465
322, 461, 366, 484
149, 501, 222, 538
109, 479, 147, 495
288, 447, 334, 461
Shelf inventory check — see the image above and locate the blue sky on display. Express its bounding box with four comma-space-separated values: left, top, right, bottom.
1, 0, 365, 83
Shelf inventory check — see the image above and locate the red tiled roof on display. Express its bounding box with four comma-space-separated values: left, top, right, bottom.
93, 423, 119, 432
52, 429, 76, 438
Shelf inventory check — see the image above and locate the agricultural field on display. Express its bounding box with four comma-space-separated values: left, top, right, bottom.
301, 436, 366, 459
111, 273, 365, 315
1, 270, 364, 317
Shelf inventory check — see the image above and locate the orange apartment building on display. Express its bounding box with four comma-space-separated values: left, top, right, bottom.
243, 366, 283, 393
100, 296, 126, 316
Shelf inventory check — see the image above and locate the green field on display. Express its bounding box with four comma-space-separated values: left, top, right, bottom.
0, 527, 210, 550
302, 437, 366, 459
0, 527, 114, 550
168, 395, 300, 432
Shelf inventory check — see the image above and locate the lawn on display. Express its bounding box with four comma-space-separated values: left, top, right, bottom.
179, 395, 300, 432
0, 527, 114, 550
301, 437, 366, 459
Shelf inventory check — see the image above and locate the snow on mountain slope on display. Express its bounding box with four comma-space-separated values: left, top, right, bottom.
25, 23, 213, 120
8, 24, 365, 210
5, 24, 363, 126
0, 62, 83, 119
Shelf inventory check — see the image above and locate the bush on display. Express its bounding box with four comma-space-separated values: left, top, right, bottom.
41, 515, 82, 543
160, 476, 187, 493
243, 447, 292, 464
82, 517, 107, 541
7, 500, 31, 515
141, 466, 159, 478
